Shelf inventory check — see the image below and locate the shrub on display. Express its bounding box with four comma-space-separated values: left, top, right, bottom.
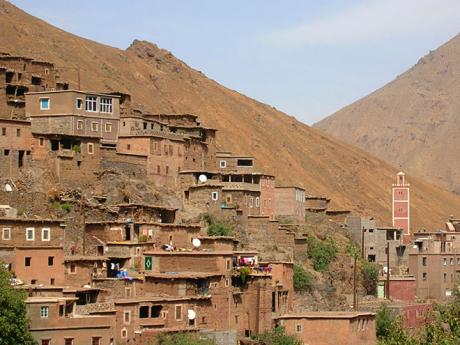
254, 326, 302, 345
361, 261, 379, 295
239, 266, 252, 284
138, 235, 148, 243
306, 236, 338, 272
293, 264, 314, 292
60, 203, 72, 213
156, 332, 215, 345
203, 213, 232, 237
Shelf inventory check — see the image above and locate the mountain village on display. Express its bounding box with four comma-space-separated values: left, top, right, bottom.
1, 50, 459, 345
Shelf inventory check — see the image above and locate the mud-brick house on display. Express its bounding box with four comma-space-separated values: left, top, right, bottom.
259, 261, 294, 315
26, 296, 115, 345
25, 90, 120, 184
275, 312, 376, 345
0, 217, 66, 286
0, 54, 67, 120
0, 118, 33, 176
275, 186, 305, 222
409, 229, 460, 301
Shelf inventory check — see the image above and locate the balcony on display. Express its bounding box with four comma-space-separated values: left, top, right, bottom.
57, 149, 75, 158
222, 182, 260, 192
139, 317, 166, 327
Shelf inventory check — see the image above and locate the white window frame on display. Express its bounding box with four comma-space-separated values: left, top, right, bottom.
41, 228, 51, 241
219, 160, 227, 168
86, 96, 97, 112
40, 306, 49, 318
105, 122, 112, 133
249, 197, 254, 208
39, 97, 50, 110
255, 197, 260, 207
121, 328, 128, 339
211, 192, 218, 201
75, 98, 83, 110
26, 227, 35, 241
2, 228, 11, 240
88, 143, 94, 155
91, 122, 99, 132
175, 304, 183, 321
296, 324, 302, 333
76, 120, 84, 130
100, 97, 113, 113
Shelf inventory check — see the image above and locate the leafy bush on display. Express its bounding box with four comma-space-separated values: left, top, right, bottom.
0, 265, 36, 345
306, 236, 338, 272
293, 264, 314, 292
254, 326, 302, 345
376, 305, 418, 345
156, 332, 215, 345
60, 203, 72, 213
239, 266, 252, 284
138, 235, 148, 243
361, 261, 379, 295
203, 213, 232, 236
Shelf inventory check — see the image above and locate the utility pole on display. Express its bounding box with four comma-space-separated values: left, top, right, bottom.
361, 227, 365, 259
386, 242, 390, 299
353, 255, 357, 310
80, 190, 86, 254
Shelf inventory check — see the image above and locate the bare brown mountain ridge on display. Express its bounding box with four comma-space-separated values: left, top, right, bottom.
315, 32, 460, 196
1, 0, 460, 230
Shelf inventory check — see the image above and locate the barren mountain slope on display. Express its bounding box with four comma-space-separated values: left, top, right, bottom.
1, 0, 460, 230
316, 33, 460, 194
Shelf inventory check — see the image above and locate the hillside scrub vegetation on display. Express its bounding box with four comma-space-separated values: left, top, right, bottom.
155, 332, 216, 345
203, 213, 232, 237
293, 264, 314, 292
253, 326, 302, 345
306, 235, 338, 271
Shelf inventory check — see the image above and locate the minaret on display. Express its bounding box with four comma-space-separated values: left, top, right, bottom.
392, 172, 410, 243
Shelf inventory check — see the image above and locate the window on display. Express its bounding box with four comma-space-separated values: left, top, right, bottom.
100, 97, 113, 113
4, 149, 9, 156
105, 123, 112, 132
64, 338, 74, 345
444, 273, 447, 283
41, 340, 51, 345
92, 337, 102, 345
255, 197, 260, 207
151, 305, 162, 318
175, 305, 183, 321
166, 166, 169, 175
48, 256, 54, 266
296, 324, 302, 333
444, 258, 448, 266
139, 306, 149, 318
88, 143, 94, 155
211, 192, 218, 201
76, 98, 83, 109
121, 329, 127, 339
42, 228, 50, 241
26, 227, 35, 241
39, 98, 50, 110
1, 128, 5, 135
450, 258, 454, 265
422, 257, 427, 266
16, 128, 21, 137
40, 306, 49, 318
226, 259, 231, 270
127, 144, 131, 150
422, 272, 427, 281
91, 122, 98, 131
157, 165, 160, 174
2, 228, 11, 240
69, 264, 76, 274
86, 96, 97, 112
25, 257, 31, 266
123, 310, 131, 324
76, 120, 84, 130
249, 197, 254, 208
39, 137, 45, 146
50, 278, 55, 285
219, 160, 227, 168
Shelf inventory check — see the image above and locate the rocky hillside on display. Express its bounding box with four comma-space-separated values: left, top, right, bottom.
1, 0, 460, 230
315, 33, 460, 195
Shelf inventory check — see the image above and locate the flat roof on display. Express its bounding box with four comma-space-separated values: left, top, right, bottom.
114, 295, 210, 304
0, 217, 65, 224
275, 186, 305, 191
26, 297, 77, 303
275, 312, 375, 320
116, 203, 177, 211
145, 272, 222, 279
25, 89, 121, 97
64, 256, 108, 262
143, 250, 258, 256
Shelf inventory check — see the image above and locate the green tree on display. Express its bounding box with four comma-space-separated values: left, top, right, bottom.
361, 261, 379, 295
293, 264, 314, 292
254, 326, 302, 345
306, 236, 338, 272
156, 332, 216, 345
376, 305, 417, 345
0, 265, 36, 345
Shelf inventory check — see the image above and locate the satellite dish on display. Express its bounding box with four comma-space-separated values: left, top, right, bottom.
4, 184, 12, 192
198, 174, 207, 183
187, 309, 196, 320
192, 238, 201, 248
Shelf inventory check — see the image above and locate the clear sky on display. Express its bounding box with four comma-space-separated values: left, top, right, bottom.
11, 0, 460, 124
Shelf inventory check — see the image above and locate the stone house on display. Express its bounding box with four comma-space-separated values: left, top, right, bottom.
0, 119, 33, 177
274, 186, 305, 222
274, 312, 376, 345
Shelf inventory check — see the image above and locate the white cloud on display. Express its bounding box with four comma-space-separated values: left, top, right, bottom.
268, 0, 460, 46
